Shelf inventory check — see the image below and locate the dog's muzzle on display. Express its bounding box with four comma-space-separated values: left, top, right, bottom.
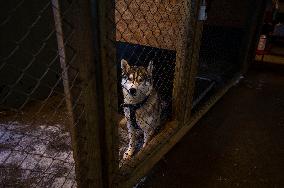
129, 88, 137, 96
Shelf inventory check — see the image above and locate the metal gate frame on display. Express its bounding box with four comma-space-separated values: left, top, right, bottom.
60, 0, 268, 187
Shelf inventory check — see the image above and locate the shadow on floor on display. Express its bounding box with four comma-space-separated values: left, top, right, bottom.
139, 66, 284, 188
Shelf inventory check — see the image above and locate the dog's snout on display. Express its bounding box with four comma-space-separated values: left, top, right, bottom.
129, 88, 137, 96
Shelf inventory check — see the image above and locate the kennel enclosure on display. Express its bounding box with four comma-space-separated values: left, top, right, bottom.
0, 0, 268, 187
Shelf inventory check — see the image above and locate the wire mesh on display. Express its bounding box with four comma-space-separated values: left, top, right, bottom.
0, 0, 79, 187
1, 0, 197, 186
115, 0, 192, 168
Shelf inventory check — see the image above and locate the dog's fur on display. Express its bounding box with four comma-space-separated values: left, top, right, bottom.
121, 59, 161, 160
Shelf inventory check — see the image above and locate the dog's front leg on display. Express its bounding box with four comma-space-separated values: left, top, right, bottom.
143, 128, 154, 148
123, 123, 136, 160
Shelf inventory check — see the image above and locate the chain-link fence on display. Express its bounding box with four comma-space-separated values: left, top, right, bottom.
114, 0, 198, 171
1, 0, 200, 187
1, 0, 263, 187
0, 0, 78, 187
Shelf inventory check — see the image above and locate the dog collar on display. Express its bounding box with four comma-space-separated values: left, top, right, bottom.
122, 95, 150, 129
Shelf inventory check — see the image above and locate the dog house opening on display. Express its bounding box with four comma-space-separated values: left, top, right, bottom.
117, 42, 176, 162
115, 0, 188, 166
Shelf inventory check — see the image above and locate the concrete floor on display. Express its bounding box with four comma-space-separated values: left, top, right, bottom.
140, 66, 284, 188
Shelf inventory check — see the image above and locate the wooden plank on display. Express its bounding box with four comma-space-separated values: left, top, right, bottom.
61, 1, 105, 187
62, 12, 103, 188
90, 0, 119, 187
183, 20, 204, 124
172, 0, 202, 125
57, 0, 117, 187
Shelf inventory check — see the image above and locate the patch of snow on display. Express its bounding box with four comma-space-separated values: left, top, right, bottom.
0, 121, 76, 187
51, 177, 66, 188
0, 149, 12, 163
55, 151, 71, 161
29, 139, 49, 155
21, 154, 41, 170
5, 151, 27, 166
62, 178, 76, 188
0, 131, 24, 148
35, 157, 53, 172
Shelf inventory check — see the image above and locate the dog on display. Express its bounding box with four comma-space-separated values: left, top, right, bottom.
121, 59, 161, 160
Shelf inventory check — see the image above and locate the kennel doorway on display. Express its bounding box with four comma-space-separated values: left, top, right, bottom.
191, 0, 268, 113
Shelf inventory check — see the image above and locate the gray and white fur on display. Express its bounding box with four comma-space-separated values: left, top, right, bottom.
121, 59, 161, 160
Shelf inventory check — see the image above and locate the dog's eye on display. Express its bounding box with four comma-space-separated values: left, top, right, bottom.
122, 74, 127, 79
128, 74, 134, 81
138, 78, 143, 82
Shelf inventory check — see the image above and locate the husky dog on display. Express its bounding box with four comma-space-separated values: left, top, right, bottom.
121, 59, 161, 160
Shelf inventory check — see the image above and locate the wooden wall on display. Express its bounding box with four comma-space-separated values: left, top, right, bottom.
115, 0, 185, 50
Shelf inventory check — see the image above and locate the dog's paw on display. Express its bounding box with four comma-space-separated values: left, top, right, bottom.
123, 151, 132, 160
142, 142, 147, 148
123, 147, 135, 160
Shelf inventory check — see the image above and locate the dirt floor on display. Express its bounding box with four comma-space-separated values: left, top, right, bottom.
139, 64, 284, 188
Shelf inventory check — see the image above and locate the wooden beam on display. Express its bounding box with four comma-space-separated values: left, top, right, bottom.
90, 0, 118, 187
172, 0, 203, 125
58, 0, 117, 187
183, 20, 204, 124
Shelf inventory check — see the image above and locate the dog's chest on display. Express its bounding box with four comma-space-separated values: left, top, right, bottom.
123, 94, 160, 129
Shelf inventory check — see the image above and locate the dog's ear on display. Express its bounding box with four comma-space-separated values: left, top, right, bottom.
121, 59, 130, 74
147, 61, 154, 75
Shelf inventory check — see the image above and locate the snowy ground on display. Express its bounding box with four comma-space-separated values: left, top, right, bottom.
0, 94, 157, 186
0, 122, 76, 187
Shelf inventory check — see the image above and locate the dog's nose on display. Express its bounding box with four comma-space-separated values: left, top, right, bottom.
129, 88, 137, 96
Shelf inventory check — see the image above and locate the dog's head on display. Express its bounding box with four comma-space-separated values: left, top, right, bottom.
121, 59, 153, 104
